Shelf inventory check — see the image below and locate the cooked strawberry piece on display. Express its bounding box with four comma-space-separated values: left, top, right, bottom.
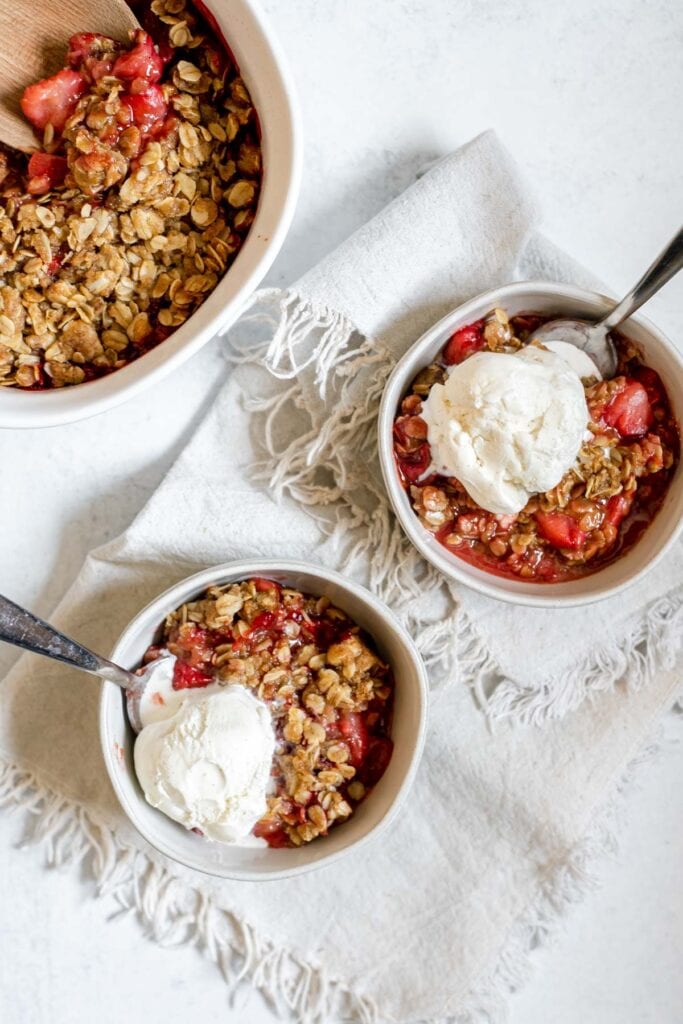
172, 659, 213, 690
21, 68, 87, 134
338, 711, 370, 767
171, 624, 214, 666
122, 85, 167, 134
300, 615, 346, 649
248, 609, 282, 636
113, 31, 164, 84
68, 32, 107, 63
402, 415, 428, 440
603, 380, 653, 437
253, 819, 291, 848
442, 319, 486, 365
395, 443, 431, 483
605, 492, 633, 529
67, 32, 119, 80
359, 737, 394, 786
27, 153, 67, 195
253, 577, 281, 593
535, 510, 587, 551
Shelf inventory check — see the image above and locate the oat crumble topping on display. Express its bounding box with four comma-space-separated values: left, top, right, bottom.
142, 578, 395, 848
393, 308, 679, 582
0, 0, 261, 389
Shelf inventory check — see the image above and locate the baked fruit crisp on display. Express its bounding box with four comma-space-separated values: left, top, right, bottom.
0, 0, 261, 389
393, 309, 680, 582
140, 578, 395, 847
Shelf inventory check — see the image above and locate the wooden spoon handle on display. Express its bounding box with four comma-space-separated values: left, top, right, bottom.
0, 0, 139, 151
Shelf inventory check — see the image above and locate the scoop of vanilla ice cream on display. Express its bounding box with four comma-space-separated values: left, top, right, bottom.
420, 346, 590, 515
134, 683, 275, 843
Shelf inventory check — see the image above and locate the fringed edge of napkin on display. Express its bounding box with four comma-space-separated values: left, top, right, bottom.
0, 731, 665, 1024
0, 758, 378, 1024
486, 589, 683, 724
235, 288, 683, 726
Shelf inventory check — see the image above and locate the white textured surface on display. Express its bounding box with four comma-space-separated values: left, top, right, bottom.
0, 0, 682, 1021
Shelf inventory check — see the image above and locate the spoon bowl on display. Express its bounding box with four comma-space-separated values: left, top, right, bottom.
532, 318, 617, 377
532, 226, 682, 379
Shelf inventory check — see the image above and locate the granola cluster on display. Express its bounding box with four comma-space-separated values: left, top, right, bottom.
394, 309, 679, 582
0, 0, 261, 389
145, 578, 394, 847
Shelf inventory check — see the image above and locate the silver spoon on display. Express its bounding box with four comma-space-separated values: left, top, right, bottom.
533, 226, 683, 378
0, 593, 163, 732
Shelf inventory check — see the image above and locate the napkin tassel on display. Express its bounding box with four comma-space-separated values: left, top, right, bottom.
0, 757, 378, 1022
0, 735, 660, 1024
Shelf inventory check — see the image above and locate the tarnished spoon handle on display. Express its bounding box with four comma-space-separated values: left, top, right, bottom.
601, 226, 683, 332
0, 593, 134, 689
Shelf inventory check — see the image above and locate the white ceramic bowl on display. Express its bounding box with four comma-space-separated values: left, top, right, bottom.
378, 281, 683, 608
0, 0, 302, 429
100, 560, 428, 880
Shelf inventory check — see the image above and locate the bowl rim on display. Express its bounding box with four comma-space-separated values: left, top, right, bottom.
0, 0, 303, 429
378, 279, 683, 608
99, 558, 429, 880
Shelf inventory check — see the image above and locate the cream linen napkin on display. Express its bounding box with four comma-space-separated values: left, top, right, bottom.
1, 132, 682, 1024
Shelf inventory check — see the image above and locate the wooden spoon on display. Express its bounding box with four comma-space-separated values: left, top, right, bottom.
0, 0, 139, 152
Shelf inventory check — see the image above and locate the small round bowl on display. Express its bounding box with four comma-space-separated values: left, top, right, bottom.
0, 0, 302, 428
378, 281, 683, 608
100, 560, 428, 880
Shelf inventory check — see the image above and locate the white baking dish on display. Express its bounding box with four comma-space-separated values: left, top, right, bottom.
0, 0, 302, 428
100, 560, 428, 879
378, 281, 683, 607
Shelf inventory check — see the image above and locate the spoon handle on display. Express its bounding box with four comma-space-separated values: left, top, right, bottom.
0, 594, 134, 689
601, 226, 683, 333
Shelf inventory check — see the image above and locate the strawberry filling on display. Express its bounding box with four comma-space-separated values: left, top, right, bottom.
338, 711, 369, 767
359, 737, 394, 787
150, 578, 395, 849
121, 84, 168, 135
393, 311, 679, 583
67, 32, 121, 82
112, 30, 165, 84
602, 380, 653, 437
605, 492, 633, 529
172, 660, 213, 690
1, 0, 261, 393
534, 511, 587, 551
20, 68, 87, 135
442, 319, 486, 365
393, 414, 431, 483
26, 153, 68, 195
